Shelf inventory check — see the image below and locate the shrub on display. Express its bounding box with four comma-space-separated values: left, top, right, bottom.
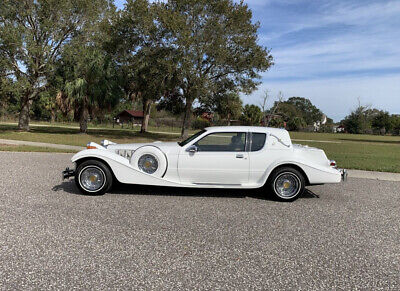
192, 117, 210, 129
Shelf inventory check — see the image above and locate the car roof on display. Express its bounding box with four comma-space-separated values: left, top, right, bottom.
204, 126, 288, 135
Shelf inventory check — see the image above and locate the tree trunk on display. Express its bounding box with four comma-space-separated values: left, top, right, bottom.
79, 105, 89, 134
18, 95, 32, 131
18, 87, 41, 131
181, 97, 194, 139
50, 108, 56, 123
227, 112, 231, 126
141, 98, 152, 133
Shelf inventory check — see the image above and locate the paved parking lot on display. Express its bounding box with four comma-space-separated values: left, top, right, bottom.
0, 152, 399, 289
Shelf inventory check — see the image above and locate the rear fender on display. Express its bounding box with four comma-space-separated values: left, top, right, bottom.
261, 158, 341, 185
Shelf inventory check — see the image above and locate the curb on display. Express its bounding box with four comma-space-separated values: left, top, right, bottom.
347, 169, 400, 182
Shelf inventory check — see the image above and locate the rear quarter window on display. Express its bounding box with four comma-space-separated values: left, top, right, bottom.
251, 133, 266, 151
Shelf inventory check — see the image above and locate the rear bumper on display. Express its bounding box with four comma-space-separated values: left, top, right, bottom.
339, 168, 348, 182
62, 167, 75, 180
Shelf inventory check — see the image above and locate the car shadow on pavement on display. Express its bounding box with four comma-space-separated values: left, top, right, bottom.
52, 180, 319, 200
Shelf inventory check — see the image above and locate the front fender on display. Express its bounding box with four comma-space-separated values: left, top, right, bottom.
71, 149, 130, 166
71, 149, 182, 187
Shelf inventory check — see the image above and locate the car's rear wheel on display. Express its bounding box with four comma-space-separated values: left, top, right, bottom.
268, 167, 305, 201
75, 160, 113, 195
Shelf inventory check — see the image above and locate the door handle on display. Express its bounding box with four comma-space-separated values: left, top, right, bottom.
236, 154, 244, 158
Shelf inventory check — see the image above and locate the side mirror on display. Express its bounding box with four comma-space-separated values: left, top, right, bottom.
187, 145, 198, 153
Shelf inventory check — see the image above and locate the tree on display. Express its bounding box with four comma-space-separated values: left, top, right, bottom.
58, 44, 123, 133
0, 0, 111, 131
342, 105, 371, 134
157, 0, 273, 138
259, 90, 269, 126
199, 81, 243, 125
391, 115, 400, 135
133, 47, 180, 132
110, 0, 180, 133
284, 97, 322, 125
240, 104, 262, 126
286, 116, 307, 131
371, 111, 392, 135
266, 91, 284, 126
215, 91, 243, 125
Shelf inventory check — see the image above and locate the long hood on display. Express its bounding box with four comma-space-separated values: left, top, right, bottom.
107, 141, 181, 154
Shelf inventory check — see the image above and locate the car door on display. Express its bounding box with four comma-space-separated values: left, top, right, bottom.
178, 132, 249, 185
247, 132, 269, 184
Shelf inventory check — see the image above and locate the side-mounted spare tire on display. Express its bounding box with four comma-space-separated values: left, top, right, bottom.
130, 146, 168, 178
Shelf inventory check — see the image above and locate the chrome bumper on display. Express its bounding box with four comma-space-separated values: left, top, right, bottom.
62, 167, 75, 180
339, 169, 348, 182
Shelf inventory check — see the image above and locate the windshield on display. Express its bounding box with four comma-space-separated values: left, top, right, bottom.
178, 130, 206, 147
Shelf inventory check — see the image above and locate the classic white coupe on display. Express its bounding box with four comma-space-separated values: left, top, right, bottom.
62, 126, 347, 201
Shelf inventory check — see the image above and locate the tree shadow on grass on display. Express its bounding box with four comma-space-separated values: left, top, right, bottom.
52, 180, 319, 201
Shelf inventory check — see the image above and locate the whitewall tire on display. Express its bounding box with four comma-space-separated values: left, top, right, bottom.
75, 160, 113, 195
268, 167, 305, 202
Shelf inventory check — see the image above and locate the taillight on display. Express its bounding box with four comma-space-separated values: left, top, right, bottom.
330, 160, 337, 167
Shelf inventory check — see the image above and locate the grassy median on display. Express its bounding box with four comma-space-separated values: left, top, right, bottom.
1, 122, 400, 172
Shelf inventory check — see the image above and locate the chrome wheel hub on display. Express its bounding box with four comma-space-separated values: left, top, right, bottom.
274, 172, 300, 198
138, 154, 158, 174
80, 166, 105, 191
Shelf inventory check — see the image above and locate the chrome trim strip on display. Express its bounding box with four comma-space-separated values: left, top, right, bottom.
193, 183, 242, 186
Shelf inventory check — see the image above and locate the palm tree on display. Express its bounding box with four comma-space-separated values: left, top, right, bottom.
61, 47, 123, 133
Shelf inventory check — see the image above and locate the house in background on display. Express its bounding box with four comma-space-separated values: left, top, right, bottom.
333, 124, 345, 133
115, 110, 144, 126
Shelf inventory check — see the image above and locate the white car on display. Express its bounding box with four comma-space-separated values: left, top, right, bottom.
62, 126, 347, 201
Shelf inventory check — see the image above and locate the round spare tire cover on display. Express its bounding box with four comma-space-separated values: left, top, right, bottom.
130, 146, 167, 177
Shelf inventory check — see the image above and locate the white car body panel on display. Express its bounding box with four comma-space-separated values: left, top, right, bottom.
71, 126, 342, 188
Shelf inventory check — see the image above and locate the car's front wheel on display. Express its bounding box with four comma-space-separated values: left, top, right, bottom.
268, 167, 305, 201
75, 160, 113, 195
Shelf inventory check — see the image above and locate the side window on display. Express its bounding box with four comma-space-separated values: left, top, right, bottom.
195, 132, 246, 152
251, 133, 266, 151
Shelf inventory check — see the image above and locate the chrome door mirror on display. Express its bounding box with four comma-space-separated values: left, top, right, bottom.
187, 145, 198, 153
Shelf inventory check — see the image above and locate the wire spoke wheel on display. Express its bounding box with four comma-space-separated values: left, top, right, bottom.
138, 154, 159, 174
273, 172, 301, 199
79, 166, 106, 192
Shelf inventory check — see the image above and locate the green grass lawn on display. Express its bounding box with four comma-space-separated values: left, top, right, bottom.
0, 123, 179, 147
1, 122, 400, 172
290, 132, 400, 172
1, 120, 190, 134
0, 144, 76, 153
296, 141, 400, 173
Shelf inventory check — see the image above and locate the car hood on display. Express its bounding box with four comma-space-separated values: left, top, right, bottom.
107, 141, 181, 154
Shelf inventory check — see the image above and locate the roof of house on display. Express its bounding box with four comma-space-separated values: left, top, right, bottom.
117, 110, 144, 118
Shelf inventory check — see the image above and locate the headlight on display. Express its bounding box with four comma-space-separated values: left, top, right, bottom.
138, 154, 158, 174
101, 139, 116, 147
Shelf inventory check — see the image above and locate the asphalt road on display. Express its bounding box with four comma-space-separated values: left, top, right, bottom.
0, 152, 399, 290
